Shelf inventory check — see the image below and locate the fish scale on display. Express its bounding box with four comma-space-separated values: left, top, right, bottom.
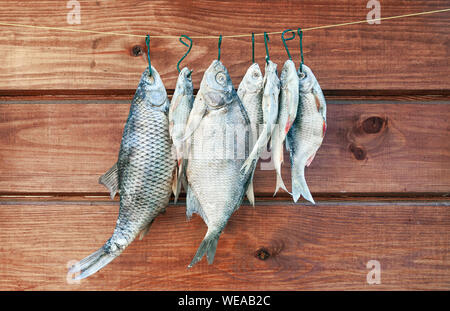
68, 66, 175, 280
184, 60, 252, 268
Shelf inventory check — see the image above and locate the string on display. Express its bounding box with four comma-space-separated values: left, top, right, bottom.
0, 8, 447, 39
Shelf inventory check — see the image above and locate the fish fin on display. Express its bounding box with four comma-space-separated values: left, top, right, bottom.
292, 169, 315, 204
68, 247, 117, 280
306, 153, 316, 167
98, 163, 119, 200
182, 95, 207, 142
246, 177, 255, 206
188, 231, 220, 268
186, 186, 208, 225
285, 137, 291, 151
172, 164, 179, 202
138, 220, 154, 241
240, 126, 270, 174
274, 172, 289, 196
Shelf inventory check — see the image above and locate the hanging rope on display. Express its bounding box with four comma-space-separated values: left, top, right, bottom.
0, 8, 447, 39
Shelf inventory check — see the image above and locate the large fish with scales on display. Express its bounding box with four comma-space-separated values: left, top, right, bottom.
286, 64, 327, 204
169, 67, 194, 202
237, 62, 264, 205
68, 66, 176, 280
183, 60, 252, 267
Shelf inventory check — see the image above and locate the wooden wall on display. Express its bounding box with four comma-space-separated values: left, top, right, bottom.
0, 0, 449, 290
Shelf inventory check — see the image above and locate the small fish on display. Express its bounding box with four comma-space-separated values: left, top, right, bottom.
169, 67, 194, 202
184, 60, 251, 268
272, 60, 299, 195
240, 60, 280, 175
286, 64, 327, 204
237, 62, 264, 206
68, 66, 176, 280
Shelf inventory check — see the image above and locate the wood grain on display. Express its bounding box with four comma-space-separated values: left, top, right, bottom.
0, 200, 448, 290
0, 0, 449, 90
1, 100, 449, 195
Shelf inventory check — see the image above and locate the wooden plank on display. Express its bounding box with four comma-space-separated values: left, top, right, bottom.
0, 1, 448, 90
1, 100, 449, 195
0, 200, 448, 290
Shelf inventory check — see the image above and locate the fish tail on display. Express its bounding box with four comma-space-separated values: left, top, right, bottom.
240, 126, 271, 174
274, 172, 289, 196
188, 230, 220, 268
292, 167, 315, 204
67, 245, 118, 280
272, 134, 288, 196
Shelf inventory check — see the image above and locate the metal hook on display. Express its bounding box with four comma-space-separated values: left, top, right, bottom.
281, 29, 296, 60
145, 34, 152, 76
218, 35, 222, 61
264, 32, 270, 64
177, 35, 193, 75
252, 32, 255, 63
297, 28, 304, 73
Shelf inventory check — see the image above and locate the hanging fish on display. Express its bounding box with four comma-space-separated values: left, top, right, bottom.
237, 62, 264, 206
286, 64, 327, 204
240, 60, 280, 175
271, 59, 299, 195
169, 67, 194, 202
68, 66, 176, 280
184, 60, 252, 268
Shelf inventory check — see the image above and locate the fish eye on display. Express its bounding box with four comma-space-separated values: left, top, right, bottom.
298, 71, 306, 79
252, 71, 260, 79
215, 72, 227, 85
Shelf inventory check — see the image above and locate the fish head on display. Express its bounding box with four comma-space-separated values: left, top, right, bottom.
134, 66, 170, 112
264, 60, 278, 78
242, 63, 263, 93
298, 64, 327, 122
201, 60, 235, 109
297, 64, 317, 94
170, 67, 194, 113
176, 67, 194, 97
281, 60, 298, 89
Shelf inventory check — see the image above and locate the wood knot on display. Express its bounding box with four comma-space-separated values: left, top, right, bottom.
349, 143, 366, 160
362, 116, 386, 134
255, 247, 270, 260
131, 45, 144, 57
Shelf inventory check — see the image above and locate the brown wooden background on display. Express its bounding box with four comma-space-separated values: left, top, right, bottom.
0, 0, 449, 290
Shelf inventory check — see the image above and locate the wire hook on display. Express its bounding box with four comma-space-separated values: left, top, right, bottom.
264, 32, 270, 64
145, 34, 152, 76
297, 28, 304, 73
177, 35, 193, 75
281, 29, 295, 60
218, 35, 222, 61
252, 32, 255, 63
